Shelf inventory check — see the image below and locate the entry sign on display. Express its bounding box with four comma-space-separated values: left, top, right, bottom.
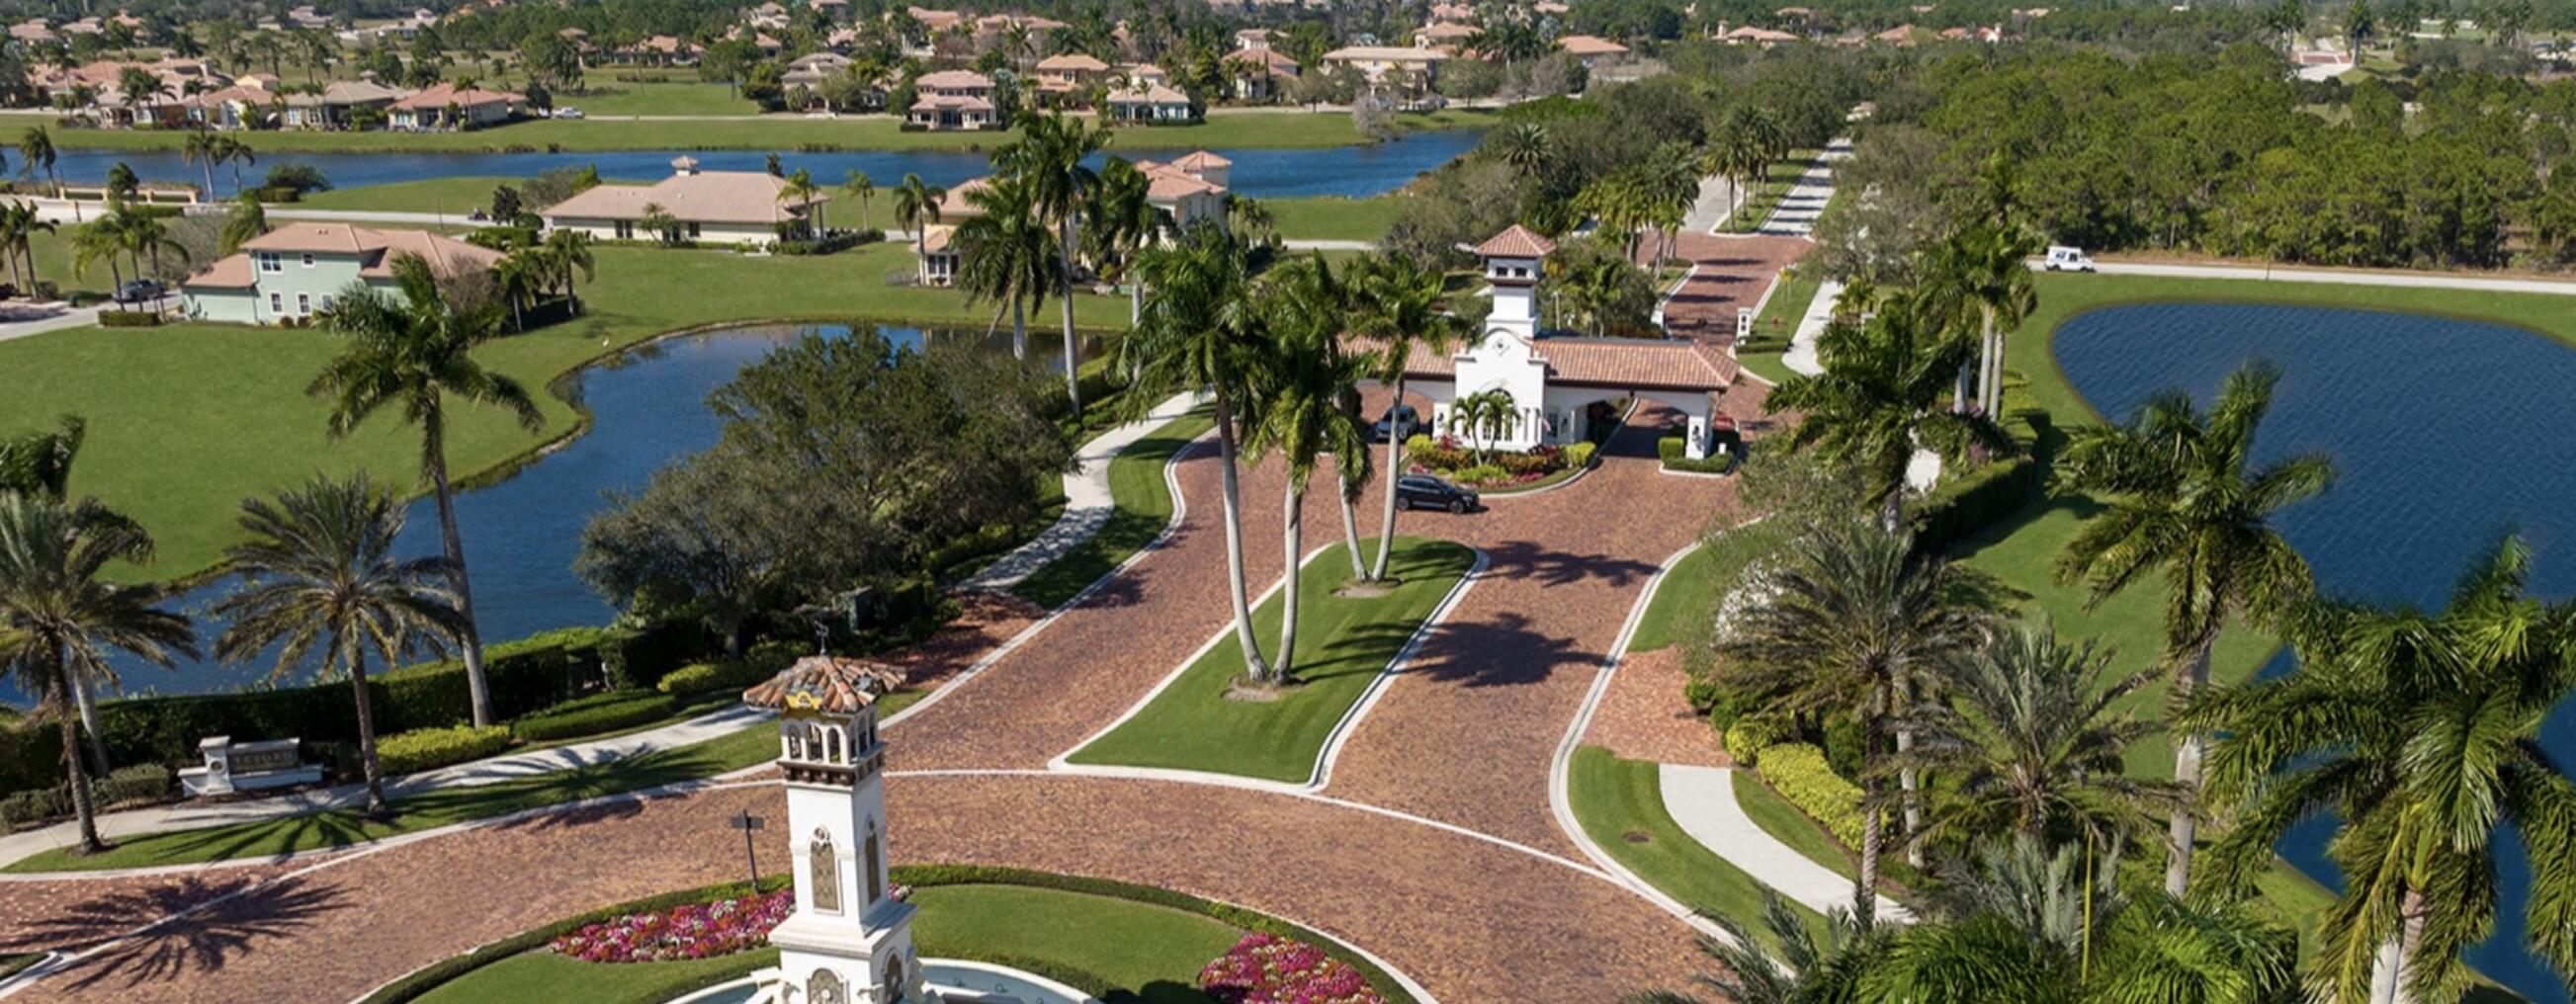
730, 811, 766, 886
1736, 306, 1755, 341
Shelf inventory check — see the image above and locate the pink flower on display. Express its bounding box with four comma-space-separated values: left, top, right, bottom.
1198, 934, 1387, 1004
549, 889, 794, 964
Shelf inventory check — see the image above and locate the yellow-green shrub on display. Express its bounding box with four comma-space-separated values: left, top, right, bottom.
377, 724, 512, 776
1754, 742, 1865, 848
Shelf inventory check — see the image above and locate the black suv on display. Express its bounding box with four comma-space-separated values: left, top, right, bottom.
1394, 474, 1479, 514
1369, 404, 1421, 444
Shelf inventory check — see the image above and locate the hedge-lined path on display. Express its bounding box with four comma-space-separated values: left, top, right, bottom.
2, 397, 1771, 1003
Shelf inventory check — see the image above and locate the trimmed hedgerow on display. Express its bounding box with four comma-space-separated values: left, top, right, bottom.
511, 691, 677, 744
1752, 742, 1864, 849
1659, 437, 1739, 474
376, 724, 512, 777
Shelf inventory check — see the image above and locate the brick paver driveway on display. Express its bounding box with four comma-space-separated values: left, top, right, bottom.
4, 393, 1770, 1004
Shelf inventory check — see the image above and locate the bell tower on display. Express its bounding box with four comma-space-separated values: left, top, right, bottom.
1470, 224, 1557, 339
742, 656, 935, 1004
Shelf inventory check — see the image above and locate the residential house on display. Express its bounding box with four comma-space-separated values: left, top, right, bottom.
1123, 62, 1170, 87
1721, 25, 1801, 44
620, 35, 702, 66
783, 51, 854, 90
906, 68, 998, 129
187, 81, 283, 129
8, 21, 51, 42
1428, 2, 1476, 22
1223, 47, 1300, 102
1235, 27, 1271, 49
281, 79, 407, 128
1102, 83, 1193, 124
1556, 34, 1631, 67
386, 83, 525, 129
541, 156, 828, 246
1320, 45, 1449, 88
180, 223, 503, 325
917, 152, 1230, 284
1033, 51, 1110, 101
1414, 22, 1480, 51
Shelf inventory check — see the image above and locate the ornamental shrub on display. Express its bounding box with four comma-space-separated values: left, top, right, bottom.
1723, 712, 1788, 765
549, 887, 793, 963
96, 310, 163, 327
1755, 742, 1865, 848
512, 691, 676, 743
655, 643, 799, 698
1404, 434, 1468, 471
1564, 441, 1596, 468
376, 724, 512, 776
1659, 437, 1738, 474
1200, 933, 1387, 1004
1, 764, 180, 830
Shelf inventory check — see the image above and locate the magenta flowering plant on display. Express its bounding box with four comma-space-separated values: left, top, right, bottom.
1197, 933, 1387, 1004
550, 888, 795, 964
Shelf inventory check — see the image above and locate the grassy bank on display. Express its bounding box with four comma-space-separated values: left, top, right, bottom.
296, 177, 517, 215
1009, 409, 1214, 610
1568, 746, 1823, 941
41, 109, 1502, 154
0, 242, 1132, 582
1265, 195, 1399, 243
1066, 538, 1475, 783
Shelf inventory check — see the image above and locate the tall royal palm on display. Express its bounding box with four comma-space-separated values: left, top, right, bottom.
1715, 516, 1997, 922
2185, 539, 2576, 1004
1115, 223, 1273, 679
542, 228, 594, 316
891, 172, 946, 264
1347, 252, 1465, 583
1083, 159, 1158, 325
953, 175, 1058, 360
1922, 223, 2039, 417
309, 254, 542, 729
0, 416, 141, 776
1241, 256, 1371, 673
1001, 112, 1109, 414
214, 475, 466, 818
1767, 296, 1988, 530
0, 492, 195, 854
1898, 623, 2186, 851
19, 126, 59, 209
2055, 360, 2333, 897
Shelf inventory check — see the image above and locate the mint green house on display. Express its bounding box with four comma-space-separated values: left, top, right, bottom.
180, 222, 503, 325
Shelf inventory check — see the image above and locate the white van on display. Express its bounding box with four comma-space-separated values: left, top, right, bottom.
2044, 246, 2096, 272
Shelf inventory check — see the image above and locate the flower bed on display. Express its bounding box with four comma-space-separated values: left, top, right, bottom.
549, 888, 793, 963
1403, 435, 1588, 490
1198, 933, 1388, 1004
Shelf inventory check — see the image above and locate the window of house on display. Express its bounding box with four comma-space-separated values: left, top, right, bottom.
256, 253, 282, 273
268, 293, 282, 313
614, 220, 633, 240
297, 293, 310, 315
687, 222, 702, 238
300, 253, 314, 268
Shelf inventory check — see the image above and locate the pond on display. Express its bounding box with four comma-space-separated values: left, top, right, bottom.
43, 127, 1485, 200
2054, 300, 2576, 1004
9, 321, 1078, 704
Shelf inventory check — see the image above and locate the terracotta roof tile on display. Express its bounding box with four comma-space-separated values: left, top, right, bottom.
1384, 334, 1739, 392
1473, 225, 1556, 258
741, 655, 908, 712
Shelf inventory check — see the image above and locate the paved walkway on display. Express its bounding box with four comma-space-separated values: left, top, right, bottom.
1652, 232, 1812, 342
1755, 138, 1848, 237
1684, 173, 1746, 233
958, 391, 1199, 593
269, 208, 463, 226
1782, 278, 1841, 376
1660, 765, 1909, 922
2075, 259, 2576, 295
0, 303, 102, 344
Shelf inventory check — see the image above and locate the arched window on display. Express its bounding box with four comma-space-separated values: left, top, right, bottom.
810, 828, 842, 914
863, 820, 884, 903
883, 955, 905, 1001
807, 968, 845, 1004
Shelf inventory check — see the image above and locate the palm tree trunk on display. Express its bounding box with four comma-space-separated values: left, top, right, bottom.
1371, 378, 1407, 582
1010, 292, 1027, 360
1973, 304, 1998, 416
1335, 472, 1365, 580
2164, 638, 2214, 897
1277, 479, 1304, 683
348, 643, 387, 817
1129, 274, 1142, 325
1855, 722, 1883, 929
1212, 391, 1272, 682
52, 660, 104, 854
1059, 212, 1081, 415
67, 664, 111, 778
1896, 676, 1922, 868
424, 429, 492, 728
2370, 886, 2427, 1004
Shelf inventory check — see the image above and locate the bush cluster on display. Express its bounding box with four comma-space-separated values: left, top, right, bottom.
1753, 742, 1866, 849
656, 643, 800, 699
96, 310, 163, 328
770, 229, 885, 255
1659, 437, 1739, 474
511, 691, 677, 743
0, 764, 174, 830
375, 724, 512, 777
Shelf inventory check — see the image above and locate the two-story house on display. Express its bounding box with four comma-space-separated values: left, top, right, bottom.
180, 223, 503, 325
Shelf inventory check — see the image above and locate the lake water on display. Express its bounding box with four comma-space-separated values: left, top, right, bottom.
43, 127, 1485, 201
2054, 301, 2576, 1004
16, 322, 1073, 703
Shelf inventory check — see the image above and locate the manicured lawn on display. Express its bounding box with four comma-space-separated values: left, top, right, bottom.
298, 177, 517, 215
0, 242, 1134, 581
1568, 746, 1822, 940
1715, 150, 1816, 234
559, 82, 761, 118
1, 718, 786, 872
1010, 409, 1214, 610
1264, 196, 1398, 242
415, 883, 1241, 1004
40, 109, 1503, 153
1737, 260, 1821, 385
1066, 538, 1476, 783
1626, 518, 1788, 655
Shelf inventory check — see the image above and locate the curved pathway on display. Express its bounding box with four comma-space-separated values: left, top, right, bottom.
0, 395, 1769, 1003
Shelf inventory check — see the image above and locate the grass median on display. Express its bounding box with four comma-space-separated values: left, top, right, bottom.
1066, 537, 1475, 784
1009, 409, 1214, 611
1567, 746, 1824, 941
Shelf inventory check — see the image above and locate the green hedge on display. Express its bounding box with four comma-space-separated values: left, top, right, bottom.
1752, 743, 1865, 849
377, 724, 512, 777
656, 643, 799, 699
1659, 437, 1739, 474
96, 310, 163, 327
358, 875, 792, 1004
2, 763, 175, 830
895, 864, 1420, 1004
1910, 454, 2040, 554
511, 691, 676, 743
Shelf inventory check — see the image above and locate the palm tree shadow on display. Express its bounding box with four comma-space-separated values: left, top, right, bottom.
1399, 611, 1589, 688
41, 875, 350, 990
1476, 540, 1662, 590
1302, 620, 1431, 683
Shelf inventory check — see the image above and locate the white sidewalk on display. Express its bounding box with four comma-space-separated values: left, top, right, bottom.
1660, 764, 1911, 923
958, 391, 1200, 593
1754, 138, 1850, 237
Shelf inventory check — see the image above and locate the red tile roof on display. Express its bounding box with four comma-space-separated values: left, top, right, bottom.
1389, 334, 1741, 392
1473, 225, 1556, 258
741, 655, 908, 712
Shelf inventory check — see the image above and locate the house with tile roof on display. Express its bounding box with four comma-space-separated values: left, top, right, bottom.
386, 82, 525, 129
181, 223, 503, 325
906, 68, 998, 129
1222, 47, 1300, 102
280, 79, 408, 128
541, 157, 828, 247
916, 152, 1230, 285
1556, 34, 1632, 67
1370, 225, 1739, 460
1321, 45, 1449, 87
1101, 82, 1194, 123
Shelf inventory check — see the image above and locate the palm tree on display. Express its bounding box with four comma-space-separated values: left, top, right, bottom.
1241, 255, 1372, 661
182, 126, 223, 199
1705, 105, 1780, 223
1766, 298, 1990, 530
213, 475, 466, 819
1083, 159, 1159, 325
2054, 361, 2335, 898
1921, 223, 2040, 417
2185, 539, 2576, 1004
1622, 889, 1882, 1004
0, 491, 196, 854
491, 247, 545, 330
1897, 623, 2187, 852
216, 135, 256, 198
542, 229, 595, 315
1347, 252, 1466, 584
777, 167, 821, 235
841, 170, 875, 231
309, 254, 543, 729
70, 214, 129, 295
1446, 388, 1517, 464
891, 172, 946, 261
953, 174, 1057, 360
20, 126, 59, 205
1714, 515, 1997, 923
220, 192, 267, 255
116, 66, 163, 126
0, 416, 135, 775
1114, 222, 1273, 680
0, 204, 54, 296
113, 207, 188, 287
639, 202, 680, 245
1489, 122, 1551, 177
1001, 112, 1109, 414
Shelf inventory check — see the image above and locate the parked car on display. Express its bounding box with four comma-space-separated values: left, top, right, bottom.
1370, 404, 1421, 444
112, 279, 166, 304
2043, 245, 2096, 272
1394, 474, 1479, 514
553, 107, 584, 120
